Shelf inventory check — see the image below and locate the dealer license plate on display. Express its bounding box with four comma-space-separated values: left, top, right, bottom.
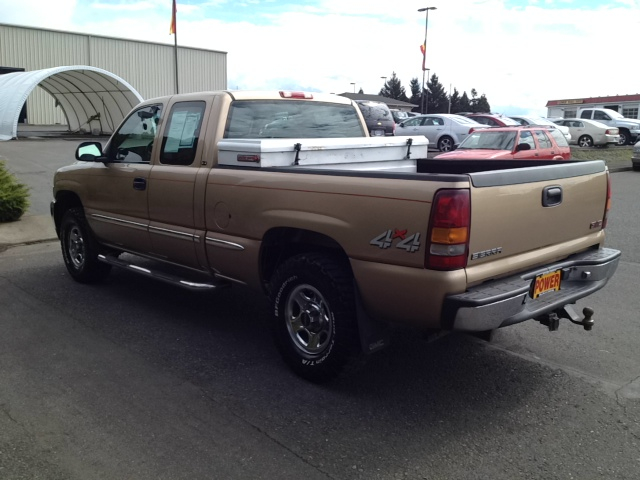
531, 270, 562, 299
370, 129, 385, 136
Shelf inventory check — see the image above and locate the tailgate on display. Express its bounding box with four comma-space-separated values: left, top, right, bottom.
465, 161, 608, 284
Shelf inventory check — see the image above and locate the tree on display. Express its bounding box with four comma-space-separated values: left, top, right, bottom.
379, 72, 408, 102
449, 88, 460, 114
408, 78, 421, 111
425, 73, 448, 114
459, 91, 471, 113
358, 87, 364, 94
475, 94, 491, 114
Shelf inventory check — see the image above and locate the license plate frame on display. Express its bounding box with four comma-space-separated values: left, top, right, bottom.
531, 269, 562, 299
370, 129, 385, 136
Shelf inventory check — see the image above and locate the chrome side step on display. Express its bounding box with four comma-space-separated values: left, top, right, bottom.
98, 254, 230, 291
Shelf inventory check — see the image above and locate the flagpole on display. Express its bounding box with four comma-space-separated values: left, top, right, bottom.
171, 0, 179, 94
174, 30, 179, 94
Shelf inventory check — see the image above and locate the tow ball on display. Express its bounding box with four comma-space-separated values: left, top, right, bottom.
537, 305, 595, 332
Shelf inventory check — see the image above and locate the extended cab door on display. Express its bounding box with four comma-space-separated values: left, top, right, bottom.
83, 104, 163, 254
147, 99, 211, 269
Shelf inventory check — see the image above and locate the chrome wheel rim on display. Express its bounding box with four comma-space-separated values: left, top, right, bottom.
285, 284, 333, 356
440, 138, 452, 152
67, 225, 85, 269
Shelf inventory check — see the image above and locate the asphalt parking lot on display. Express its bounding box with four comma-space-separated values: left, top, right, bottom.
1, 135, 639, 479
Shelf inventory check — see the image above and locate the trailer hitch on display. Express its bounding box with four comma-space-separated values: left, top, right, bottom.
536, 305, 595, 332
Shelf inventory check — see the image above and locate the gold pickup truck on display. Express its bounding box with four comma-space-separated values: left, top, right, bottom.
51, 90, 620, 382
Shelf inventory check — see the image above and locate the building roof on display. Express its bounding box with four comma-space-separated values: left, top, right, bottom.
546, 94, 640, 107
338, 93, 416, 109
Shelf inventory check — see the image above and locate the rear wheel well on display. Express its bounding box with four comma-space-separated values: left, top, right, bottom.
53, 191, 83, 235
260, 228, 350, 289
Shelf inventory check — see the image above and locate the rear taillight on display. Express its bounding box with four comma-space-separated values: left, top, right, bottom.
603, 171, 611, 229
279, 91, 313, 99
426, 189, 471, 270
468, 128, 476, 134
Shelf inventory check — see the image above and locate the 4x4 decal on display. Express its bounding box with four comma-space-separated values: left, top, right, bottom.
370, 229, 421, 252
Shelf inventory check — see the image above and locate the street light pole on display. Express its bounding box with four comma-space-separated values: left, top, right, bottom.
350, 82, 356, 93
418, 6, 436, 114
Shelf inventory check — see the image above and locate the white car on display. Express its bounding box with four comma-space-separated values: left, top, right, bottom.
394, 114, 488, 152
553, 118, 620, 148
509, 115, 572, 143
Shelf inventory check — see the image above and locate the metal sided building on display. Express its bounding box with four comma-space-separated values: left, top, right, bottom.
546, 94, 640, 120
0, 23, 227, 130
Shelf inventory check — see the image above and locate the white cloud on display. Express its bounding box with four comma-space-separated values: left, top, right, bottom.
2, 0, 640, 116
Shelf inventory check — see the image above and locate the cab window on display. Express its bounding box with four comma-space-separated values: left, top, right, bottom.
108, 105, 162, 163
160, 101, 206, 166
518, 130, 536, 149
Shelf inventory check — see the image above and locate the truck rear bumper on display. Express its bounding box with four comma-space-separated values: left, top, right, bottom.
444, 247, 621, 332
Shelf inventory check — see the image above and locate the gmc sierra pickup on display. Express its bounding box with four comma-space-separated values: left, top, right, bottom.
51, 90, 620, 382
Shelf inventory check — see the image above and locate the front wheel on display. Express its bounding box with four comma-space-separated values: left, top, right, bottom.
269, 253, 361, 383
437, 136, 454, 152
578, 135, 594, 148
60, 207, 111, 283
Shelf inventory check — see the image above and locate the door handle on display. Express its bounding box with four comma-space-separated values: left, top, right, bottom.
133, 178, 147, 191
542, 185, 562, 207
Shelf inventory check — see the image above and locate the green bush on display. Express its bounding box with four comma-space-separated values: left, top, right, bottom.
0, 160, 30, 222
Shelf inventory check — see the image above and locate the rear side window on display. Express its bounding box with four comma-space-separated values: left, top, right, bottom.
534, 130, 552, 148
160, 101, 206, 166
224, 100, 365, 138
548, 128, 569, 147
580, 110, 591, 119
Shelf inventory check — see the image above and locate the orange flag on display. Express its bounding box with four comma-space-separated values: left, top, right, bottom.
170, 0, 177, 35
420, 43, 426, 71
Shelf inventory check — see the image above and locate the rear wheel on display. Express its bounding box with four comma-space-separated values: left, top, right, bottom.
618, 130, 629, 146
438, 136, 454, 152
578, 135, 594, 148
60, 207, 111, 283
269, 253, 361, 383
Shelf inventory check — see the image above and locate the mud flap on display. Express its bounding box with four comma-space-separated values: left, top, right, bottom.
354, 284, 390, 354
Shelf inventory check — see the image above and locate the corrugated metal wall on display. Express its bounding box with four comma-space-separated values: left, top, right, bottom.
0, 23, 227, 125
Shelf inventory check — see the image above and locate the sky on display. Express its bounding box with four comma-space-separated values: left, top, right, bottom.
2, 0, 640, 116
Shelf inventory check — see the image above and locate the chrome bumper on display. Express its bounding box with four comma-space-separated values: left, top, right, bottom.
444, 248, 621, 331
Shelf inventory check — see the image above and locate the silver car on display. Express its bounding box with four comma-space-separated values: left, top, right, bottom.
632, 140, 640, 171
509, 115, 572, 143
554, 118, 620, 147
394, 114, 487, 152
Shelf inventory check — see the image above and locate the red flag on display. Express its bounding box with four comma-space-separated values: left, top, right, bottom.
420, 43, 426, 71
170, 0, 177, 35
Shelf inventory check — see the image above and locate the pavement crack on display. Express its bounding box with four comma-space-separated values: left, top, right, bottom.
197, 387, 338, 480
1, 403, 20, 425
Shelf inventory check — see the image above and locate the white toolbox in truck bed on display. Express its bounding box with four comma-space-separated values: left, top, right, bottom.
217, 136, 428, 171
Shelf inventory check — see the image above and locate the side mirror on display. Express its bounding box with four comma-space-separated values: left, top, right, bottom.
515, 142, 531, 152
76, 141, 105, 162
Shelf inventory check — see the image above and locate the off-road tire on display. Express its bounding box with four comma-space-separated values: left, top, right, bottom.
438, 135, 454, 152
578, 135, 593, 148
269, 253, 360, 383
60, 207, 111, 283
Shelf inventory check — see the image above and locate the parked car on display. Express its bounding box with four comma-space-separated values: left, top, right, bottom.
390, 109, 410, 123
632, 140, 640, 171
462, 113, 521, 127
394, 113, 487, 152
508, 115, 571, 143
354, 100, 395, 136
434, 126, 571, 160
578, 108, 640, 145
553, 118, 620, 147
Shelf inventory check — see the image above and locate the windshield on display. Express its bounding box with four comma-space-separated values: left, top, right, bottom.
608, 110, 624, 119
458, 130, 517, 150
526, 116, 556, 126
451, 115, 477, 124
224, 100, 366, 138
500, 116, 521, 126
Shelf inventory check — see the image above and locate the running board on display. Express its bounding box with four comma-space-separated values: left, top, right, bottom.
97, 254, 231, 291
